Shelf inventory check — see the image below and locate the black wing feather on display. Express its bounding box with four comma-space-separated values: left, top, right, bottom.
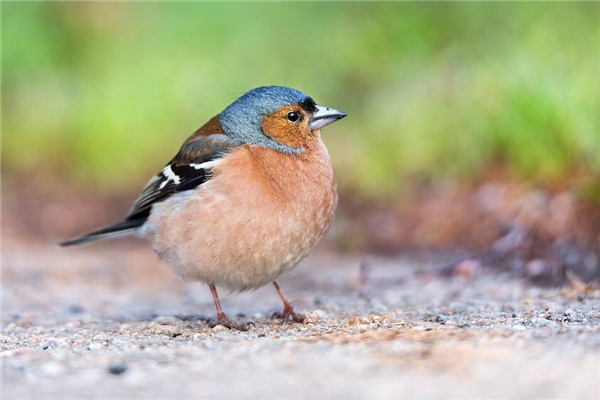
126, 133, 237, 220
126, 162, 215, 220
60, 131, 238, 247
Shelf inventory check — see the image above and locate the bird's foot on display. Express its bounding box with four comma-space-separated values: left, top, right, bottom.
208, 313, 254, 331
272, 306, 305, 323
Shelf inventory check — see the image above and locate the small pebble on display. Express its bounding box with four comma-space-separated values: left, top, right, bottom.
88, 342, 104, 351
41, 342, 57, 350
108, 362, 128, 375
530, 317, 556, 327
69, 304, 84, 314
149, 325, 183, 337
435, 314, 449, 323
304, 311, 322, 324
212, 325, 228, 332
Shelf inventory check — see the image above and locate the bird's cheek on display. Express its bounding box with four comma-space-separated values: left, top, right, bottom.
262, 117, 304, 148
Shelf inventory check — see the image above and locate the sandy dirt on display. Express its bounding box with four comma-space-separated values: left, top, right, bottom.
2, 238, 599, 399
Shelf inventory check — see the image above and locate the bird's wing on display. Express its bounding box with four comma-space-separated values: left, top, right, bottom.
126, 126, 239, 221
59, 116, 240, 247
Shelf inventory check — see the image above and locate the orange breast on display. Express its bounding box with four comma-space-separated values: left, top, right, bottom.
144, 136, 338, 291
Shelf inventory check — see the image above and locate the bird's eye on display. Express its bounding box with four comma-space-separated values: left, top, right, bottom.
286, 111, 300, 122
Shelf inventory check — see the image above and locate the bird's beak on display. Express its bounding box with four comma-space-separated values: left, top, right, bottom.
309, 105, 347, 130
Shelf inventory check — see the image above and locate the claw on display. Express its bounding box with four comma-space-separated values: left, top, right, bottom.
287, 311, 305, 323
208, 316, 254, 331
207, 312, 254, 331
271, 309, 305, 324
271, 281, 304, 324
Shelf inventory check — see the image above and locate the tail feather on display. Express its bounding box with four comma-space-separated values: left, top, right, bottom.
59, 219, 145, 247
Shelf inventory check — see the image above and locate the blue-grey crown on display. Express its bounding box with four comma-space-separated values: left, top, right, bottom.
219, 86, 311, 154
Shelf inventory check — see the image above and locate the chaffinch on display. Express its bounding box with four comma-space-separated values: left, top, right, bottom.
61, 86, 347, 329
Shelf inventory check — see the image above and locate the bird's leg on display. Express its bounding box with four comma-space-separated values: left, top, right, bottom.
208, 284, 253, 331
209, 284, 229, 325
272, 281, 304, 323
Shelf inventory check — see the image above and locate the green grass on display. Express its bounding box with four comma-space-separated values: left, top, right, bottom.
2, 2, 598, 197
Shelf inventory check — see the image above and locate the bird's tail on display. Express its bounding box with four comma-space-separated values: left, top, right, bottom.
59, 219, 145, 247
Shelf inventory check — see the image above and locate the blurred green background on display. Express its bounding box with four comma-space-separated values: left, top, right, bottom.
2, 2, 599, 198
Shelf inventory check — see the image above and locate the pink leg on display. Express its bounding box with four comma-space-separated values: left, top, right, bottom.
273, 281, 304, 323
208, 284, 253, 331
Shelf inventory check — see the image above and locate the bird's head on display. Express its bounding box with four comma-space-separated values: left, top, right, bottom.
219, 86, 347, 154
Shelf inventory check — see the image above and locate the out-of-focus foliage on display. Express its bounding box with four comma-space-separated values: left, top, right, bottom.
2, 2, 598, 197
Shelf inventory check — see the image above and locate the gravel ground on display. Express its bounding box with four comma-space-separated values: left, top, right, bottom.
2, 240, 600, 399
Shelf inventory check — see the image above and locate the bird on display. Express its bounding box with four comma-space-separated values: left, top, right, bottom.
61, 86, 347, 329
